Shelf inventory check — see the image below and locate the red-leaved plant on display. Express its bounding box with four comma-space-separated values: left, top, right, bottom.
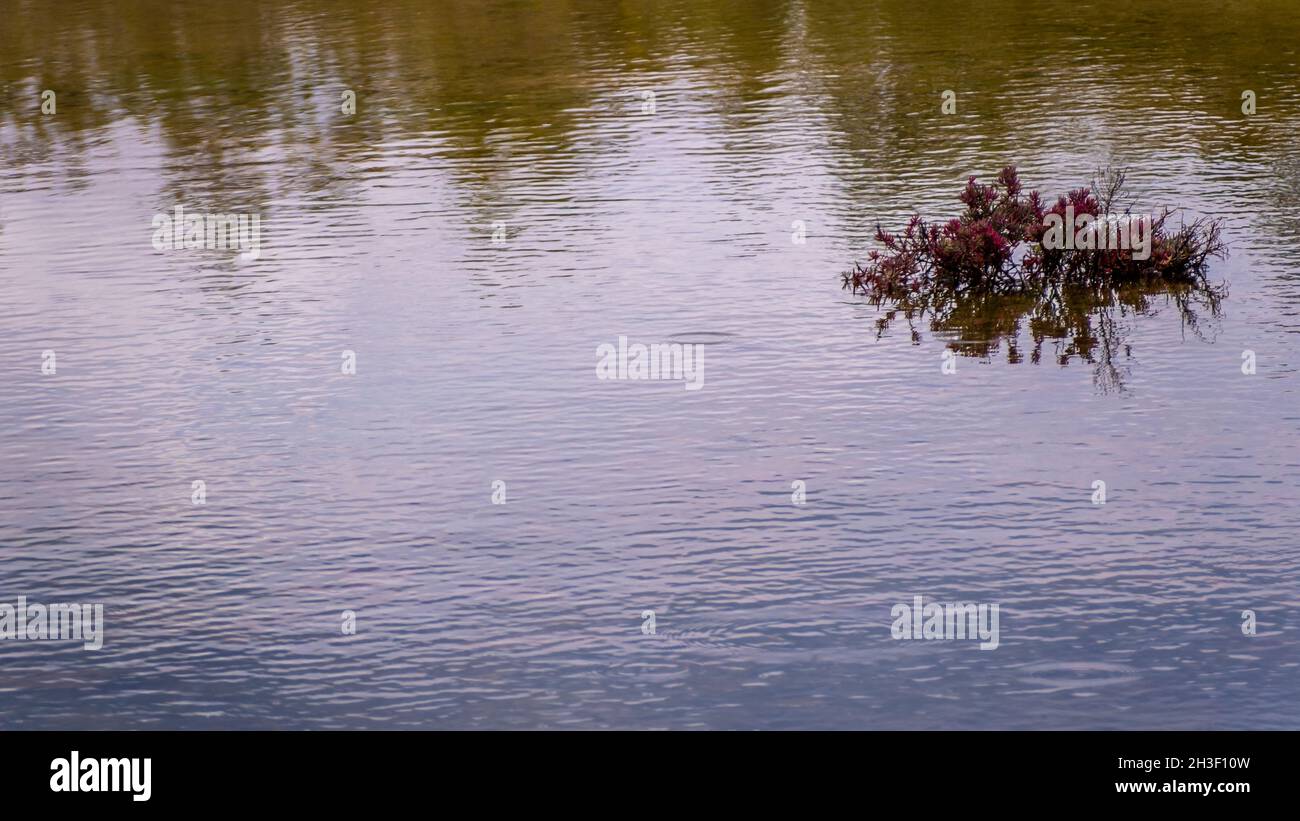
844, 166, 1226, 299
842, 167, 1228, 392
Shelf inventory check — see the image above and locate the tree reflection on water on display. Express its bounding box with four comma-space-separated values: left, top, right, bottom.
859, 274, 1227, 393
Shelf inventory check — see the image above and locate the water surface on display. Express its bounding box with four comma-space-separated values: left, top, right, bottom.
1, 0, 1299, 729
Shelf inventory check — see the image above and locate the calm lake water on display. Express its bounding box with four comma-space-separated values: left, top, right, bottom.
2, 0, 1299, 729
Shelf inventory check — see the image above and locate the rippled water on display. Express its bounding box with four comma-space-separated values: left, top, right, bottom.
2, 0, 1298, 729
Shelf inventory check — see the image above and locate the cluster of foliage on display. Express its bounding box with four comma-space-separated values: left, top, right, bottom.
843, 166, 1227, 300
841, 167, 1229, 391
